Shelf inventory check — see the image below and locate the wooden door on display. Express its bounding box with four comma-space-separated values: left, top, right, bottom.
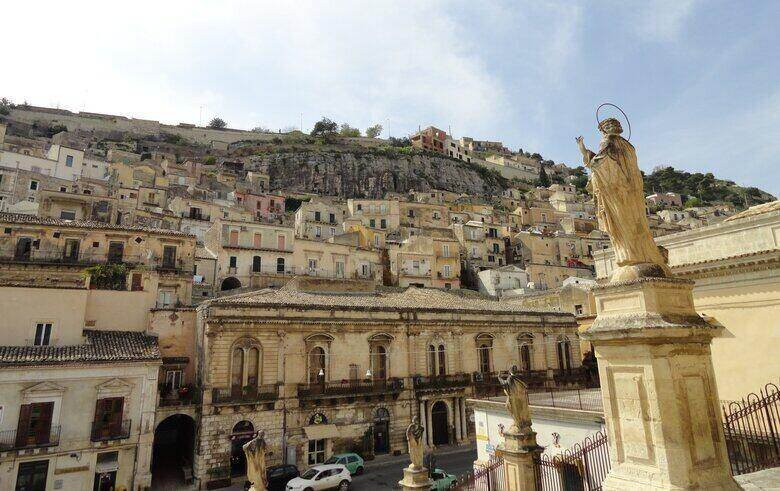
16, 402, 53, 448
107, 242, 124, 263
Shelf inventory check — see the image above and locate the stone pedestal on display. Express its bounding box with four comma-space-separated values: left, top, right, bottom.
501, 427, 543, 491
583, 277, 739, 490
398, 465, 433, 491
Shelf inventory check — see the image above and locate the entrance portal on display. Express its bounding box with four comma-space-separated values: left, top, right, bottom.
431, 401, 449, 446
231, 421, 255, 478
151, 414, 196, 490
373, 408, 390, 454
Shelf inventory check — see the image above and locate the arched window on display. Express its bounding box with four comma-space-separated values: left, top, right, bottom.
276, 257, 285, 273
230, 338, 262, 392
518, 333, 534, 371
309, 347, 326, 383
557, 335, 572, 371
437, 344, 446, 375
427, 345, 437, 376
476, 334, 494, 374
371, 345, 388, 380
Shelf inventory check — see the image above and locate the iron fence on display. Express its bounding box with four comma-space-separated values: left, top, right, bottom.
528, 388, 604, 413
533, 430, 610, 491
297, 378, 403, 398
454, 457, 506, 491
722, 383, 780, 475
0, 425, 61, 451
90, 419, 132, 442
413, 373, 472, 391
212, 385, 279, 404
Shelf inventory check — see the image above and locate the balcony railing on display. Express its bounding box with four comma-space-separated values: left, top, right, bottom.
153, 257, 194, 274
0, 425, 61, 451
90, 419, 131, 442
212, 385, 279, 405
0, 247, 141, 266
413, 373, 471, 391
298, 378, 404, 398
472, 370, 549, 394
159, 386, 202, 407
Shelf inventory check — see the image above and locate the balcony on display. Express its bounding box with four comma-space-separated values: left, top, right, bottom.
211, 385, 279, 405
90, 420, 131, 442
413, 373, 471, 392
158, 385, 201, 407
472, 370, 548, 395
0, 425, 61, 451
153, 257, 194, 274
181, 212, 211, 221
0, 247, 141, 267
298, 378, 404, 399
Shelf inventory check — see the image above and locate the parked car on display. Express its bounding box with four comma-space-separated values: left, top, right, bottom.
267, 464, 300, 491
324, 453, 365, 475
429, 468, 457, 491
285, 464, 352, 491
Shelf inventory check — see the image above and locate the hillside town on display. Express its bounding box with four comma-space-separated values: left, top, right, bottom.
0, 101, 778, 491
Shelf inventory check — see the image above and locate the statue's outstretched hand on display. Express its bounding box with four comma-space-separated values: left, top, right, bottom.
576, 136, 586, 154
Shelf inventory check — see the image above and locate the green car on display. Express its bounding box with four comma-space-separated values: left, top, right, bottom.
429, 469, 457, 491
324, 453, 365, 475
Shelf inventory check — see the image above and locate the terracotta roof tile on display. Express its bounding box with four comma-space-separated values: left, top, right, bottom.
0, 330, 160, 367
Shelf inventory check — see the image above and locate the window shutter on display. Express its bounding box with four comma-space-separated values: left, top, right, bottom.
16, 404, 32, 447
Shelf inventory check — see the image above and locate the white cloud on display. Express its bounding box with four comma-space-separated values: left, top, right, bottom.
631, 0, 699, 42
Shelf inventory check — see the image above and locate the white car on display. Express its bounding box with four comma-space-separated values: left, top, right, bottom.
286, 464, 352, 491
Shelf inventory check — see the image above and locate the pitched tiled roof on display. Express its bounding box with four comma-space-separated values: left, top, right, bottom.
0, 330, 160, 367
0, 213, 195, 238
724, 200, 780, 222
211, 282, 574, 319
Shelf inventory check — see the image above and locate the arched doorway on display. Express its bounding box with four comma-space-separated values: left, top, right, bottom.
373, 408, 390, 454
151, 414, 196, 489
231, 421, 255, 478
431, 401, 449, 446
221, 277, 241, 291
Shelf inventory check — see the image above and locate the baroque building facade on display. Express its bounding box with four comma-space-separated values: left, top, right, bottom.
194, 279, 582, 488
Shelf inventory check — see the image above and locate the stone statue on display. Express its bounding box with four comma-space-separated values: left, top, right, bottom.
406, 416, 426, 470
243, 430, 268, 491
576, 118, 671, 282
498, 367, 532, 433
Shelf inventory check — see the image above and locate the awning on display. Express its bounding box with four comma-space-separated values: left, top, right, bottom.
303, 424, 340, 440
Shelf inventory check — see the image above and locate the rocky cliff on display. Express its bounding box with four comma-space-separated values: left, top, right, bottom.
248, 150, 509, 198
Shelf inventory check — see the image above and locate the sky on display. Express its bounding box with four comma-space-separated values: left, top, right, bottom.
2, 0, 778, 196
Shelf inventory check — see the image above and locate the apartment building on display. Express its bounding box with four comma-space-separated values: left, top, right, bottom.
37, 189, 118, 223
294, 198, 347, 241
347, 198, 400, 234
399, 201, 450, 229
410, 126, 447, 153
205, 218, 295, 291
292, 235, 382, 283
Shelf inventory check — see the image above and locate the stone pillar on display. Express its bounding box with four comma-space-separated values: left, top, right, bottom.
459, 397, 468, 438
501, 427, 542, 491
583, 277, 738, 490
425, 400, 434, 447
454, 397, 462, 442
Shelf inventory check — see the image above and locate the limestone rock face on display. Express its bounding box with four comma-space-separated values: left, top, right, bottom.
252, 151, 506, 198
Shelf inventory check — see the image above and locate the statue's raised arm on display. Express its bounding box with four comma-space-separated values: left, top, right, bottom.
577, 117, 670, 283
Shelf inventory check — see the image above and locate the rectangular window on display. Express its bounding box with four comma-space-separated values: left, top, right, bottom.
335, 261, 345, 278
165, 370, 183, 389
34, 323, 52, 346
59, 186, 67, 192
329, 213, 335, 223
329, 227, 336, 236
315, 226, 322, 237
412, 260, 420, 270
157, 289, 174, 308
356, 204, 362, 211
253, 233, 262, 248
229, 256, 237, 268
442, 244, 450, 257
15, 460, 49, 491
93, 397, 124, 440
16, 402, 54, 449
443, 265, 451, 278
29, 180, 39, 191
229, 230, 239, 246
162, 245, 177, 269
308, 439, 326, 465
277, 234, 286, 250
314, 211, 321, 221
65, 155, 74, 167
369, 219, 376, 228
380, 219, 387, 229
374, 234, 380, 247
361, 264, 370, 276
308, 258, 317, 272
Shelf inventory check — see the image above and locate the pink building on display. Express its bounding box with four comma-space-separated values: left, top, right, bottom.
235, 191, 285, 220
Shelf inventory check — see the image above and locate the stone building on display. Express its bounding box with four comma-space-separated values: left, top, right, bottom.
194, 281, 582, 488
294, 197, 347, 241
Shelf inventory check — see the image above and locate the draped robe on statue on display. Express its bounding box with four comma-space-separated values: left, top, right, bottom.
585, 134, 669, 273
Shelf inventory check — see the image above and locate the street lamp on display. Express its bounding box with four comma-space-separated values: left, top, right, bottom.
365, 369, 372, 379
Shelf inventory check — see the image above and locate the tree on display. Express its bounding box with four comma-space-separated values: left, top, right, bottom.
208, 117, 227, 129
0, 97, 12, 116
684, 197, 703, 208
339, 123, 361, 137
388, 136, 411, 147
365, 124, 383, 139
310, 117, 338, 137
251, 125, 271, 133
536, 166, 551, 187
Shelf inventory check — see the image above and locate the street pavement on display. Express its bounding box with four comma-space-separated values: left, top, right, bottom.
352, 444, 477, 490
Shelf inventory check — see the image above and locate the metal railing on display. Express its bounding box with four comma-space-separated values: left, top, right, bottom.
722, 383, 780, 475
90, 419, 132, 442
0, 425, 61, 451
534, 430, 611, 491
211, 385, 279, 405
528, 388, 604, 412
0, 246, 141, 266
413, 373, 472, 391
297, 378, 403, 398
552, 368, 590, 387
159, 387, 202, 407
472, 371, 549, 394
454, 457, 505, 491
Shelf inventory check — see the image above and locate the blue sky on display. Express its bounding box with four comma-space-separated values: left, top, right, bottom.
3, 1, 778, 195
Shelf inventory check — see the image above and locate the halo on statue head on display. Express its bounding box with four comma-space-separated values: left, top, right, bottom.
596, 103, 631, 141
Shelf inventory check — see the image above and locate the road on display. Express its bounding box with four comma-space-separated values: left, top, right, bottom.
352, 445, 477, 490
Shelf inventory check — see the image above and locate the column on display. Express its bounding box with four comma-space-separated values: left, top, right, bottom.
418, 400, 426, 445
459, 397, 467, 438
583, 277, 738, 490
454, 397, 462, 442
425, 400, 434, 447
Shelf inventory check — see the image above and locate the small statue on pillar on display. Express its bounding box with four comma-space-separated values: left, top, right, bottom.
406, 416, 426, 470
243, 430, 268, 491
498, 366, 532, 435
